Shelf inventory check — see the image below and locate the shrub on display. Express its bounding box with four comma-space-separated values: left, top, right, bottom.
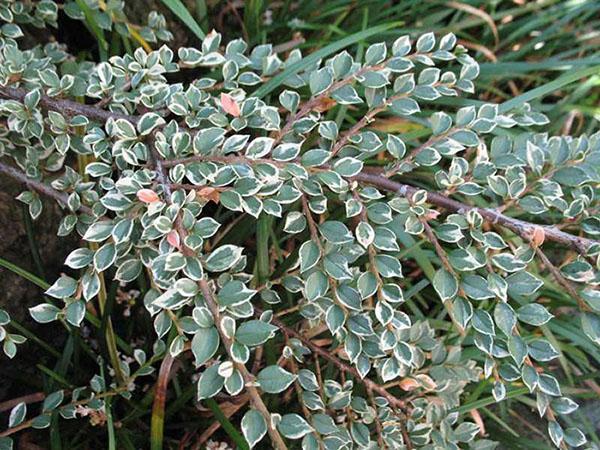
0, 2, 598, 449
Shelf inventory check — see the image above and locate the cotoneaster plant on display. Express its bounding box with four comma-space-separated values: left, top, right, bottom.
0, 2, 599, 450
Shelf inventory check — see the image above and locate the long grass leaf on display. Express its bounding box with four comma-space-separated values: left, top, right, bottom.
160, 0, 206, 40
499, 65, 600, 113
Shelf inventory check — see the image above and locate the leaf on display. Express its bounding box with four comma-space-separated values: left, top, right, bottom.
220, 93, 241, 117
204, 245, 243, 272
245, 137, 275, 159
137, 113, 165, 136
257, 365, 296, 394
433, 269, 458, 301
581, 313, 600, 345
241, 409, 267, 448
235, 320, 278, 347
9, 402, 26, 427
517, 304, 553, 326
278, 414, 313, 439
45, 276, 77, 299
218, 281, 256, 307
191, 327, 219, 366
299, 241, 321, 273
29, 303, 61, 323
159, 0, 205, 40
319, 221, 353, 244
472, 310, 495, 336
197, 365, 224, 399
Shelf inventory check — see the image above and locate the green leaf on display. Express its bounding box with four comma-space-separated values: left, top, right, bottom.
9, 402, 26, 427
528, 339, 559, 362
433, 269, 458, 301
319, 221, 353, 244
191, 327, 219, 366
197, 364, 224, 399
218, 281, 256, 307
472, 310, 495, 336
517, 304, 553, 326
581, 313, 600, 345
257, 365, 296, 394
508, 334, 528, 367
309, 67, 333, 95
241, 409, 267, 448
299, 241, 321, 273
45, 275, 77, 299
93, 242, 116, 272
204, 245, 243, 272
29, 303, 61, 323
235, 320, 278, 347
278, 413, 313, 439
137, 113, 165, 136
65, 300, 85, 327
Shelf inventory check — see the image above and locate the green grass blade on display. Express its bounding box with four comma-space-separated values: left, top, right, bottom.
160, 0, 206, 40
74, 0, 109, 60
0, 256, 50, 289
499, 65, 600, 113
205, 398, 250, 450
452, 386, 530, 414
253, 21, 403, 98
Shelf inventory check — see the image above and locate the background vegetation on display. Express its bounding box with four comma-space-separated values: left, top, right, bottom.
0, 0, 599, 449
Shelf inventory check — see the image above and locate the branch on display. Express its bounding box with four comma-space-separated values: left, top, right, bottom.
419, 218, 466, 335
353, 172, 597, 256
534, 247, 590, 311
0, 86, 139, 124
262, 310, 407, 411
0, 161, 95, 216
147, 144, 288, 450
2, 86, 596, 255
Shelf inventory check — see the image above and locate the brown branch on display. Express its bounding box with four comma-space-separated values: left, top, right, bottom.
263, 310, 406, 411
330, 81, 450, 159
534, 247, 590, 311
0, 86, 139, 125
353, 172, 597, 256
0, 393, 45, 413
385, 127, 462, 177
147, 144, 288, 450
0, 162, 95, 216
419, 218, 466, 335
2, 85, 596, 256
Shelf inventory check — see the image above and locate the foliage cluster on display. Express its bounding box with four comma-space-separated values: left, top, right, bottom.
0, 1, 599, 449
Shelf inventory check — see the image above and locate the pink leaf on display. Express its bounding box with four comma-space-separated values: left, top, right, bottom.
220, 93, 241, 117
137, 189, 160, 204
167, 230, 181, 249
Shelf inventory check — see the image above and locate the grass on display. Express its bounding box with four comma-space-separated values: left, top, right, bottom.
1, 1, 599, 449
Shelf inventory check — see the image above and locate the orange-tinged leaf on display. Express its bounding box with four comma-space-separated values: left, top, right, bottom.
398, 378, 420, 391
369, 117, 424, 134
137, 189, 160, 203
313, 97, 337, 113
469, 409, 486, 436
220, 93, 241, 117
197, 187, 220, 204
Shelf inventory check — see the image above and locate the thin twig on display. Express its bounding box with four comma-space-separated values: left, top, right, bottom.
534, 247, 590, 311
261, 308, 406, 410
147, 143, 288, 450
0, 162, 94, 215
